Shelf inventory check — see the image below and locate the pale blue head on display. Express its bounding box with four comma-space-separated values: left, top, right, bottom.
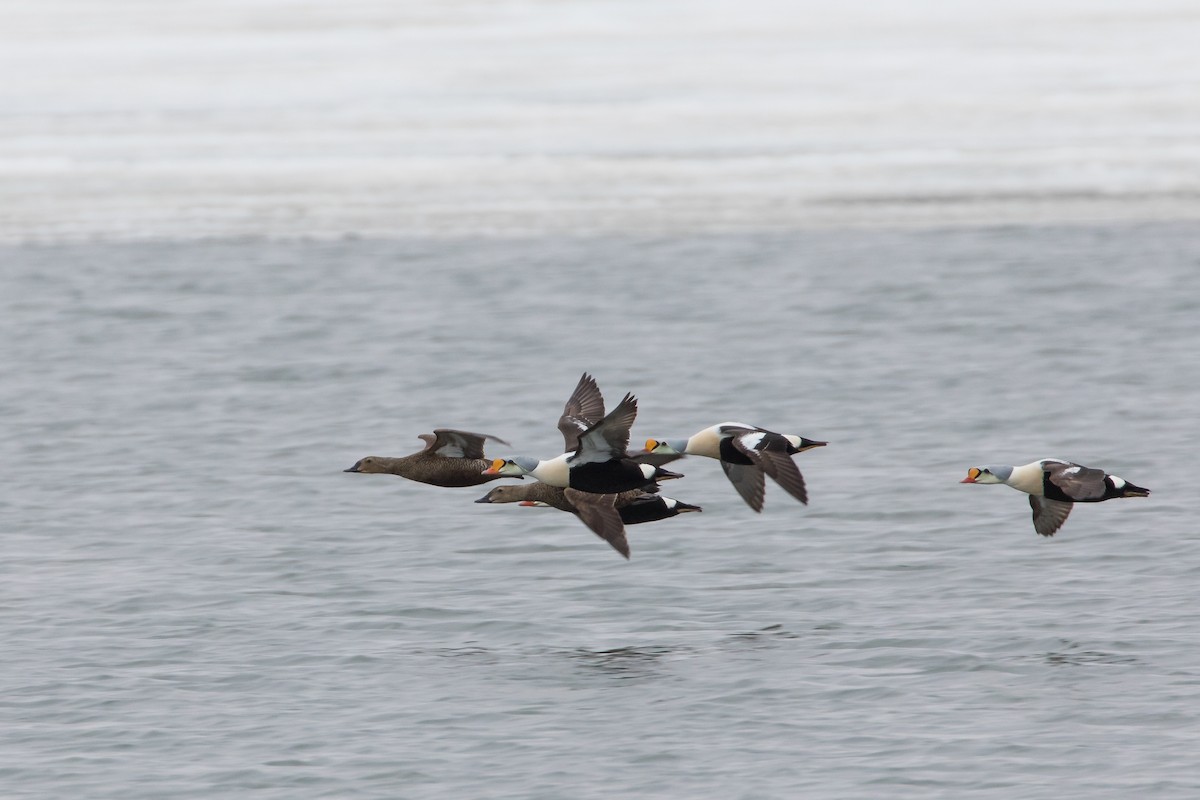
961, 464, 1013, 484
646, 438, 688, 455
482, 456, 540, 477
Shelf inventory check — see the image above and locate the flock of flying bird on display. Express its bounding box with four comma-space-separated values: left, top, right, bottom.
344, 373, 1151, 559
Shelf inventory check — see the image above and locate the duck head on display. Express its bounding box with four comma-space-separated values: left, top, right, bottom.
481, 456, 539, 477
645, 438, 688, 455
960, 465, 1012, 484
344, 456, 390, 474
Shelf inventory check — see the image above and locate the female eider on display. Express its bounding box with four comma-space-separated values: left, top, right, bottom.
960, 459, 1150, 536
344, 428, 512, 488
475, 483, 701, 559
645, 422, 825, 512
484, 393, 680, 494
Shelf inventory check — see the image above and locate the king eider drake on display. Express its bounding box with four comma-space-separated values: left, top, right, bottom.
474, 483, 701, 559
645, 422, 826, 512
960, 459, 1150, 536
344, 428, 511, 488
483, 392, 681, 494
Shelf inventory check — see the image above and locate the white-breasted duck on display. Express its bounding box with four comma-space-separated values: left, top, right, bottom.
484, 392, 681, 493
645, 422, 825, 512
960, 458, 1150, 536
344, 428, 511, 488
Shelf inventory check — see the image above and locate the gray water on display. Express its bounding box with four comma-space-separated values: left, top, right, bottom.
2, 227, 1198, 798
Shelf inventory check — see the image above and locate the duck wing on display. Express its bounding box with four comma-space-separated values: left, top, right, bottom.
570, 393, 637, 466
423, 429, 510, 460
1029, 495, 1073, 536
720, 461, 766, 512
564, 488, 631, 559
729, 433, 809, 505
1044, 461, 1109, 501
755, 450, 809, 505
558, 373, 606, 451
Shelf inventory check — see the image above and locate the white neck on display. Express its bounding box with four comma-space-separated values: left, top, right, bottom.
1006, 462, 1045, 495
531, 454, 571, 487
686, 426, 725, 459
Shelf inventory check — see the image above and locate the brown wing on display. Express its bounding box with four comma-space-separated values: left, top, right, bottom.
756, 450, 809, 505
730, 435, 808, 505
558, 373, 606, 452
1030, 495, 1073, 537
426, 429, 510, 460
720, 461, 766, 512
1045, 462, 1109, 501
564, 488, 631, 559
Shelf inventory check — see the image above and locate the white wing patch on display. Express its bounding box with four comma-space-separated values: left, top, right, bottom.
737, 432, 768, 452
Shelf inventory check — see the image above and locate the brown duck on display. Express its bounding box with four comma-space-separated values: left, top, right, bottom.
342, 373, 602, 490
344, 429, 512, 488
475, 483, 701, 559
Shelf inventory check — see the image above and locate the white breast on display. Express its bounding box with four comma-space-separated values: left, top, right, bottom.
1006, 461, 1047, 496
531, 455, 571, 487
685, 426, 725, 459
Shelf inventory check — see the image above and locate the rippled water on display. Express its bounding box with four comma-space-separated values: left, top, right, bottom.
2, 226, 1198, 797
4, 0, 1200, 794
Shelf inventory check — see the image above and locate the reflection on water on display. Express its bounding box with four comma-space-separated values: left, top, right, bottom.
727, 623, 801, 644
566, 645, 685, 679
1040, 640, 1140, 668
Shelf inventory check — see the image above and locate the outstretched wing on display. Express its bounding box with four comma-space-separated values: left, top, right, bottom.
1030, 495, 1073, 537
564, 488, 631, 559
720, 461, 766, 512
755, 450, 809, 505
1044, 462, 1109, 501
424, 429, 510, 460
571, 393, 637, 465
558, 373, 606, 452
730, 434, 808, 505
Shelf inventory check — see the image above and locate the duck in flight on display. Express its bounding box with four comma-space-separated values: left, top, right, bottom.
344, 428, 512, 488
960, 458, 1150, 536
645, 422, 825, 512
484, 390, 681, 494
475, 483, 700, 559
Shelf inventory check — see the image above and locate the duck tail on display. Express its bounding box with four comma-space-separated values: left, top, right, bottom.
1121, 481, 1150, 498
